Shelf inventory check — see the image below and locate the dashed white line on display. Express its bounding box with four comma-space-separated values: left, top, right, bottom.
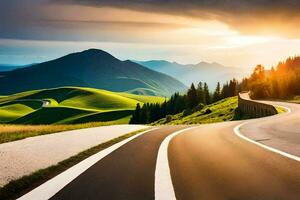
155, 126, 198, 200
18, 128, 157, 200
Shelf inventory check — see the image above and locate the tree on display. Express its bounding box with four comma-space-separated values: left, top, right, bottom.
213, 82, 221, 102
130, 103, 141, 124
197, 82, 205, 104
270, 67, 280, 98
221, 82, 229, 98
229, 79, 238, 96
187, 83, 198, 108
203, 82, 211, 104
140, 104, 149, 124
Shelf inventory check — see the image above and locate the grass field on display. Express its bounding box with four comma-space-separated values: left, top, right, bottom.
152, 97, 239, 125
0, 121, 128, 144
0, 87, 165, 125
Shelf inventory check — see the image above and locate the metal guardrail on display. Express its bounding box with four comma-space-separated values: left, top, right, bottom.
238, 92, 278, 117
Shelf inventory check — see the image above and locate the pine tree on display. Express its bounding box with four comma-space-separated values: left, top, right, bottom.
130, 103, 141, 124
140, 104, 149, 124
203, 82, 211, 104
229, 79, 238, 97
213, 82, 221, 102
197, 82, 205, 104
187, 83, 198, 108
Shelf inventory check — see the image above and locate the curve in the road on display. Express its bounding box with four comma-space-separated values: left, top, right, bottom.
18, 128, 157, 200
18, 94, 300, 200
49, 126, 188, 200
159, 94, 300, 200
239, 96, 300, 158
169, 122, 300, 200
155, 126, 197, 200
234, 122, 300, 162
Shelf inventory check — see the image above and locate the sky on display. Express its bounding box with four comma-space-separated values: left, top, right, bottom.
1, 0, 300, 68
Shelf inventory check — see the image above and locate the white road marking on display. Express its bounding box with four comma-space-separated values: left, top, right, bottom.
18, 128, 158, 200
155, 126, 198, 200
234, 122, 300, 162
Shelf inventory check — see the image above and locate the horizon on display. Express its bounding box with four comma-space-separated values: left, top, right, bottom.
0, 47, 293, 72
1, 1, 300, 69
0, 48, 240, 68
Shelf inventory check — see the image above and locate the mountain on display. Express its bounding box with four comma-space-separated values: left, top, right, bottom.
135, 60, 251, 88
0, 49, 186, 96
0, 64, 37, 72
0, 64, 20, 72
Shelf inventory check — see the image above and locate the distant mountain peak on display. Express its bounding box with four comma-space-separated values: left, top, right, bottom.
0, 49, 186, 96
69, 49, 118, 60
137, 59, 248, 88
82, 48, 109, 55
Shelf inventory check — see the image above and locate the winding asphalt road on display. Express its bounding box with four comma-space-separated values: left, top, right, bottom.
19, 96, 300, 200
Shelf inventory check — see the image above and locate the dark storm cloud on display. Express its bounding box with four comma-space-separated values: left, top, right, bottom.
54, 0, 300, 15
0, 0, 186, 41
2, 0, 300, 41
54, 0, 300, 38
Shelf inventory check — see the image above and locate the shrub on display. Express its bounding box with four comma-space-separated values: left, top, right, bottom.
204, 108, 212, 114
183, 108, 192, 116
194, 103, 205, 112
165, 115, 172, 122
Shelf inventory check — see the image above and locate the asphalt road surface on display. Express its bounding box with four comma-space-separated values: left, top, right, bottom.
21, 98, 300, 200
169, 122, 300, 200
50, 126, 188, 200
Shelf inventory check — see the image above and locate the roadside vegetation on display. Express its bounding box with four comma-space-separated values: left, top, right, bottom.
0, 122, 123, 144
287, 95, 300, 104
130, 80, 239, 124
240, 56, 300, 99
0, 128, 149, 200
152, 97, 241, 125
275, 106, 287, 114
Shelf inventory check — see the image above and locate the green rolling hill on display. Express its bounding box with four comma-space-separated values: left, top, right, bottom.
0, 49, 186, 96
0, 87, 165, 125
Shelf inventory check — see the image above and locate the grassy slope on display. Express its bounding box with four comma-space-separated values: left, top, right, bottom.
152, 97, 238, 125
0, 87, 165, 125
118, 92, 166, 104
59, 87, 140, 111
0, 104, 34, 123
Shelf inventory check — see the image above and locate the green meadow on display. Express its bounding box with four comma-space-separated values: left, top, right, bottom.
0, 87, 165, 125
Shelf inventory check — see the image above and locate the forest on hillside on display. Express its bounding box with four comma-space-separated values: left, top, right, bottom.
240, 56, 300, 99
130, 56, 300, 124
130, 80, 238, 124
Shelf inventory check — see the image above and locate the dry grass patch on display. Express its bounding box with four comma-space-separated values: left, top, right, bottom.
0, 122, 118, 144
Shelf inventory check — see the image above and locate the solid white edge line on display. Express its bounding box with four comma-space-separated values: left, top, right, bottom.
234, 122, 300, 162
155, 126, 198, 200
18, 128, 158, 200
